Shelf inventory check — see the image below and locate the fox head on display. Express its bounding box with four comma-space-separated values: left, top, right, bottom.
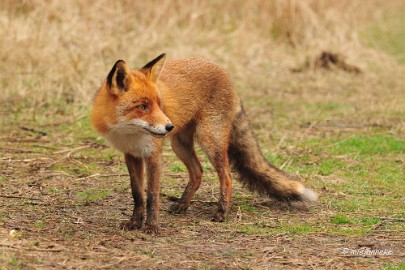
92, 54, 174, 138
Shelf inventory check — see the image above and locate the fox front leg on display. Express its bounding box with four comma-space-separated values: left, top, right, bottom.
122, 154, 145, 230
143, 143, 163, 234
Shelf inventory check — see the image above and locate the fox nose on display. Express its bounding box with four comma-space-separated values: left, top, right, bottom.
165, 123, 174, 132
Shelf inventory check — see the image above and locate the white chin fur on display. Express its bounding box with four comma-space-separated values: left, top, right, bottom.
102, 119, 158, 157
104, 129, 153, 157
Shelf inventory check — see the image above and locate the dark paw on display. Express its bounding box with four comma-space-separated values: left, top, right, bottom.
211, 211, 226, 222
143, 224, 159, 234
120, 219, 143, 231
169, 202, 189, 214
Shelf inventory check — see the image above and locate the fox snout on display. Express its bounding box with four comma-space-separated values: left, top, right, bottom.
158, 121, 174, 135
165, 123, 174, 132
143, 120, 174, 138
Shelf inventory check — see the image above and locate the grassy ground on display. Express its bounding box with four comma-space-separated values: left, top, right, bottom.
1, 1, 405, 269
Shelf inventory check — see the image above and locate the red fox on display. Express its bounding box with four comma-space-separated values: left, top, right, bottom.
91, 54, 317, 233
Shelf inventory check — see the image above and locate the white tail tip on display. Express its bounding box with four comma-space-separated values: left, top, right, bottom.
301, 188, 318, 201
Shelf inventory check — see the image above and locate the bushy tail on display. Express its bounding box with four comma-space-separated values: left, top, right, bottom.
228, 109, 317, 201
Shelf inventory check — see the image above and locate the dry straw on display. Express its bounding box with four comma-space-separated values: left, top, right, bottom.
0, 0, 400, 104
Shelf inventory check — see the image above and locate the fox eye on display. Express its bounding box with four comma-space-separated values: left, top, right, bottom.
136, 104, 148, 111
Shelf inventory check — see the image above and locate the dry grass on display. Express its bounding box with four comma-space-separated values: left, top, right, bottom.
0, 0, 403, 104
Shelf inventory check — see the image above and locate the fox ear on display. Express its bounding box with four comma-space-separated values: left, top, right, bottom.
106, 60, 130, 95
141, 53, 166, 83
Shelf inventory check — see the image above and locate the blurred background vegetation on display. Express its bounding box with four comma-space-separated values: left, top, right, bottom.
0, 0, 404, 104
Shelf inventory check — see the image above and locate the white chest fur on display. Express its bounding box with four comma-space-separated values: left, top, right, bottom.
104, 130, 153, 157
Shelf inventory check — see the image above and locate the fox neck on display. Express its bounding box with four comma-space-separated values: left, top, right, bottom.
104, 129, 154, 158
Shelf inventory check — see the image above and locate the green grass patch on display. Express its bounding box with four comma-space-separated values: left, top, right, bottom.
329, 134, 405, 156
76, 189, 110, 205
239, 204, 259, 213
331, 214, 353, 224
169, 162, 186, 172
332, 197, 374, 212
137, 248, 157, 258
261, 134, 404, 223
47, 187, 61, 194
359, 217, 380, 226
33, 220, 46, 229
238, 222, 319, 235
329, 215, 384, 235
288, 223, 316, 234
331, 215, 380, 226
265, 153, 288, 168
9, 256, 23, 269
318, 158, 346, 176
297, 134, 404, 193
56, 114, 99, 141
383, 261, 405, 270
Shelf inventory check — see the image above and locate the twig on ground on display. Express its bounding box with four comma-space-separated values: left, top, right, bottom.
376, 217, 405, 222
74, 173, 129, 181
19, 126, 47, 136
54, 145, 93, 156
0, 195, 43, 201
0, 243, 63, 252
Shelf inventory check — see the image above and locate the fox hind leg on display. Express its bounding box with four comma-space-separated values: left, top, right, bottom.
196, 124, 233, 222
169, 125, 203, 214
